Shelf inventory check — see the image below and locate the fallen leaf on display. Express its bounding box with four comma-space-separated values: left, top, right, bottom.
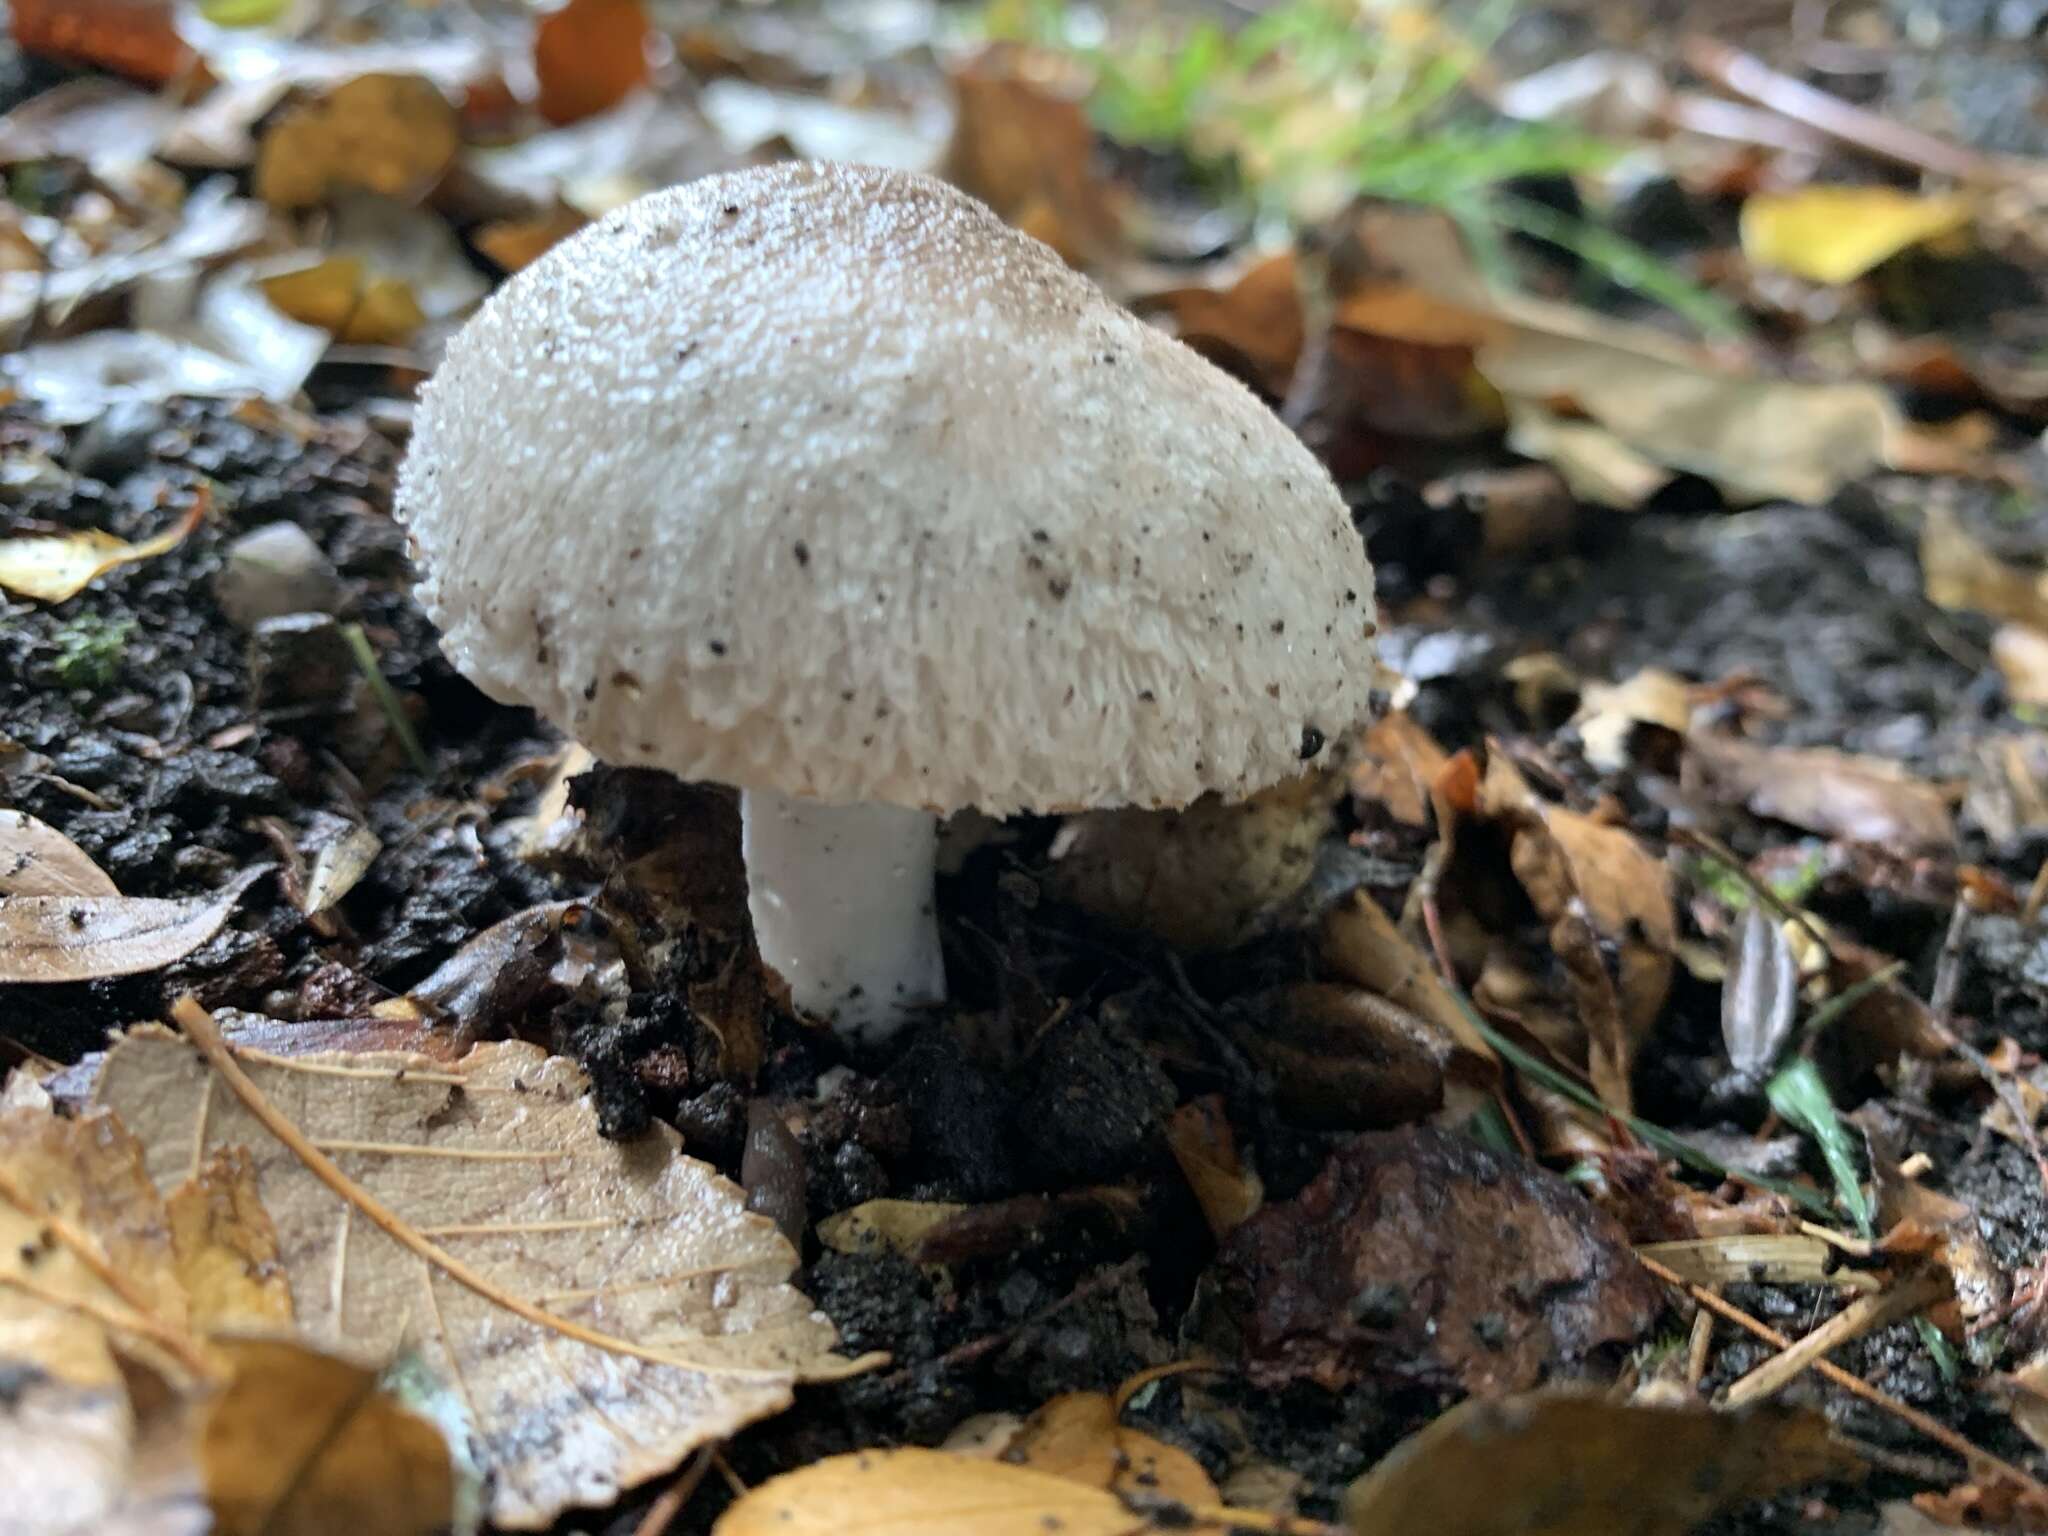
1571, 667, 1691, 773
1965, 734, 2048, 842
1344, 1390, 1861, 1535
1227, 985, 1447, 1130
1476, 751, 1676, 1110
0, 1106, 205, 1389
3, 274, 329, 425
200, 1337, 452, 1536
1722, 904, 1800, 1081
260, 257, 426, 345
1164, 1097, 1261, 1240
699, 78, 948, 173
298, 823, 378, 918
1321, 201, 1897, 505
945, 50, 1124, 270
254, 75, 459, 210
1348, 710, 1450, 828
0, 811, 117, 899
1318, 888, 1496, 1072
93, 1023, 865, 1528
1994, 626, 2048, 708
714, 1447, 1209, 1536
10, 0, 198, 86
1133, 253, 1304, 396
1637, 1234, 1868, 1290
1991, 1353, 2048, 1457
1005, 1391, 1219, 1512
534, 0, 653, 127
1923, 501, 2048, 630
0, 497, 206, 605
1506, 399, 1672, 509
1685, 734, 1956, 853
463, 91, 733, 222
0, 78, 181, 173
0, 865, 265, 984
474, 205, 589, 273
0, 1363, 208, 1536
1220, 1126, 1662, 1395
165, 1148, 292, 1331
1741, 186, 1973, 286
816, 1199, 970, 1260
1051, 772, 1337, 951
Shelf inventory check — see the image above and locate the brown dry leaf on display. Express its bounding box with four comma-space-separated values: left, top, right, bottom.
815, 1199, 969, 1260
1344, 1390, 1861, 1536
1051, 772, 1338, 951
1006, 1391, 1221, 1514
0, 811, 117, 899
714, 1447, 1201, 1536
534, 0, 654, 127
10, 0, 197, 87
92, 1025, 863, 1529
1964, 734, 2048, 842
254, 75, 459, 211
1228, 985, 1447, 1130
944, 51, 1123, 270
200, 1337, 451, 1536
1220, 1127, 1662, 1395
1923, 501, 2048, 629
0, 1363, 208, 1536
1349, 710, 1450, 828
1685, 734, 1956, 853
1477, 752, 1675, 1111
1133, 253, 1304, 396
0, 1106, 203, 1390
0, 497, 205, 604
1164, 1097, 1261, 1240
1321, 202, 1896, 505
1318, 888, 1496, 1072
0, 865, 266, 985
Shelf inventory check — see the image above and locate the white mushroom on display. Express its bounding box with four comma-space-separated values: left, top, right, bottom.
395, 162, 1377, 1041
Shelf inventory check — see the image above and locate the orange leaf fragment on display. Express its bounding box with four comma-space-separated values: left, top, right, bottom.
534, 0, 654, 127
11, 0, 197, 87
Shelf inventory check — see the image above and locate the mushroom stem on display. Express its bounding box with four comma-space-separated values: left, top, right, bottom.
740, 788, 945, 1040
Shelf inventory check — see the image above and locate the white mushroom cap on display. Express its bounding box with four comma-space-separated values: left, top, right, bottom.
397, 162, 1376, 816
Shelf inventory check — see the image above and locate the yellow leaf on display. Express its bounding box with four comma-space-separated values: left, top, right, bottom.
201, 1338, 452, 1536
713, 1448, 1184, 1536
1741, 186, 1973, 286
1343, 1390, 1862, 1536
254, 74, 458, 210
0, 497, 204, 604
260, 258, 426, 344
166, 1148, 293, 1332
1007, 1392, 1222, 1513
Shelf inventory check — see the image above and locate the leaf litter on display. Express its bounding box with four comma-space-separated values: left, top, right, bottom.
3, 0, 2048, 1531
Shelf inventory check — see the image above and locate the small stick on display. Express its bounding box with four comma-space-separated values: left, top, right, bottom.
1686, 1299, 1716, 1393
1639, 1254, 2048, 1497
1721, 1269, 1950, 1408
1682, 36, 1989, 181
710, 1448, 750, 1499
631, 1449, 714, 1536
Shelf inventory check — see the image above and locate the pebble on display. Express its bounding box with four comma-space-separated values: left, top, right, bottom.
214, 522, 347, 630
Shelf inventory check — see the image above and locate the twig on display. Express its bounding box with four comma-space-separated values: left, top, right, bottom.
710, 1448, 750, 1500
168, 996, 885, 1380
1721, 1269, 1950, 1408
1686, 1300, 1716, 1392
1681, 36, 1989, 182
870, 1257, 1144, 1392
1640, 1254, 2048, 1496
632, 1449, 714, 1536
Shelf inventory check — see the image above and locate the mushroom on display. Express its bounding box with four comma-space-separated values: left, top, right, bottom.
395, 162, 1377, 1040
